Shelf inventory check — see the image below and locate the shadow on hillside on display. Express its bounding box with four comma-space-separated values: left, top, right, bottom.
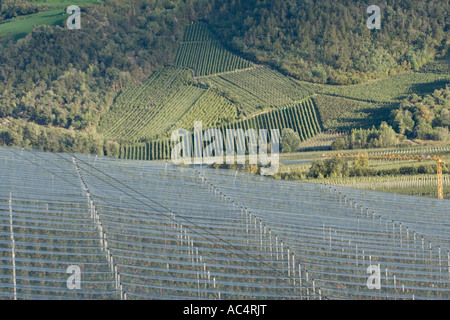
411, 79, 450, 97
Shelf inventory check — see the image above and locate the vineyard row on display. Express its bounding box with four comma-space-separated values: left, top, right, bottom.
120, 99, 322, 160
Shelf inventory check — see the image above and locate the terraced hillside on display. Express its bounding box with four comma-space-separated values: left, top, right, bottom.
1, 147, 449, 299
101, 23, 322, 159
101, 23, 449, 160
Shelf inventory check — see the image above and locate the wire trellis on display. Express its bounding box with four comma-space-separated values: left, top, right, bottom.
0, 147, 449, 300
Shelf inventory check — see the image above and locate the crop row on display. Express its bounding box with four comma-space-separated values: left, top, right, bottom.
182, 23, 214, 42
316, 72, 450, 104
99, 67, 204, 142
2, 148, 449, 299
175, 23, 253, 76
311, 95, 393, 132
202, 67, 314, 115
120, 99, 321, 161
175, 41, 253, 76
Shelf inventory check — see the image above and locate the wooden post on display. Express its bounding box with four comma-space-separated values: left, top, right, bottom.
298, 264, 302, 288
197, 271, 200, 298
269, 230, 273, 258
312, 280, 316, 299
276, 236, 279, 260
447, 250, 450, 275
9, 193, 17, 301
287, 248, 290, 276
306, 270, 309, 299
329, 227, 332, 250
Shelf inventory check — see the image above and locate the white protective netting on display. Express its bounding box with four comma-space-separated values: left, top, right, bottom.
0, 147, 449, 300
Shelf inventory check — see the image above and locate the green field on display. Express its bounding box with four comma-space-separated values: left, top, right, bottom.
0, 0, 102, 41
29, 0, 102, 8
0, 10, 65, 40
312, 95, 394, 132
315, 71, 450, 104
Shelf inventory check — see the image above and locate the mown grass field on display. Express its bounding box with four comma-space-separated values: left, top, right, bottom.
0, 10, 65, 40
0, 0, 102, 41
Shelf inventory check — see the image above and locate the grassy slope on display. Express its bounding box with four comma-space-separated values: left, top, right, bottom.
0, 0, 101, 40
315, 71, 450, 103
308, 69, 450, 132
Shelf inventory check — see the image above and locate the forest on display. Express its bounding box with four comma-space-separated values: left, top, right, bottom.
209, 0, 449, 84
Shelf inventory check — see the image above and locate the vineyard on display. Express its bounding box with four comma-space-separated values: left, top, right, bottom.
318, 174, 450, 199
312, 95, 394, 132
1, 147, 449, 299
100, 23, 449, 162
99, 67, 196, 141
99, 66, 240, 143
418, 58, 450, 75
316, 72, 450, 104
174, 24, 253, 76
201, 66, 315, 115
168, 89, 238, 133
296, 132, 347, 152
119, 98, 322, 161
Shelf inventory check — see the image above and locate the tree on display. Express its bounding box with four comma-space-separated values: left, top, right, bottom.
307, 156, 349, 179
280, 128, 301, 153
331, 138, 349, 150
353, 153, 369, 168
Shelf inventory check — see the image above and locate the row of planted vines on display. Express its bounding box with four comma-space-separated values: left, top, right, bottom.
202, 66, 315, 115
174, 23, 253, 76
120, 98, 321, 161
120, 141, 173, 161
99, 67, 205, 142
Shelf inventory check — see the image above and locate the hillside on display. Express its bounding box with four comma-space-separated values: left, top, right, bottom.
208, 0, 450, 84
0, 0, 449, 159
